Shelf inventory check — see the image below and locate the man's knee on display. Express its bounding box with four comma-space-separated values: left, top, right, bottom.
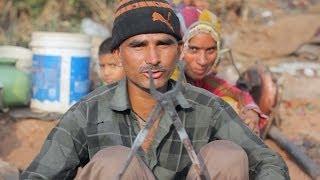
76, 146, 132, 180
76, 146, 155, 180
200, 140, 248, 165
198, 140, 249, 180
91, 145, 131, 163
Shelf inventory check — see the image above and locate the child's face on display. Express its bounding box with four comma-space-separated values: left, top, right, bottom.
98, 53, 125, 84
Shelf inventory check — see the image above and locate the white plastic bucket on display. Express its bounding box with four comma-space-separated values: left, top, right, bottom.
30, 32, 91, 113
0, 46, 33, 73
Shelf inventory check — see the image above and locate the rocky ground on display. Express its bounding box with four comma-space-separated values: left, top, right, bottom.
1, 0, 320, 179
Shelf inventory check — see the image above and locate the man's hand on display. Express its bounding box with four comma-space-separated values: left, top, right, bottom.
240, 109, 260, 136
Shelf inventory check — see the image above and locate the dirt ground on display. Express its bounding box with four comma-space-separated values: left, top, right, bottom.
1, 0, 320, 179
230, 14, 320, 59
265, 139, 311, 180
0, 118, 58, 170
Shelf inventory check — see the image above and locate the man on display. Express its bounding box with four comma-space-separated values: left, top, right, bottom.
174, 9, 268, 136
98, 37, 125, 84
21, 1, 288, 179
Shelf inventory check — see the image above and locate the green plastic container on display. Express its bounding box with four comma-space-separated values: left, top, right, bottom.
0, 58, 31, 107
0, 82, 4, 111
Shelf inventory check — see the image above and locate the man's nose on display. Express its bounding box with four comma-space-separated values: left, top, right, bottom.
145, 46, 160, 65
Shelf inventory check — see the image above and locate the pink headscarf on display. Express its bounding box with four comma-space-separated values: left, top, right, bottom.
179, 8, 222, 67
180, 6, 200, 29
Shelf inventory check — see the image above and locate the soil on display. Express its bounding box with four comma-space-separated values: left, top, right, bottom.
1, 1, 320, 179
0, 117, 58, 170
265, 139, 311, 180
229, 14, 320, 59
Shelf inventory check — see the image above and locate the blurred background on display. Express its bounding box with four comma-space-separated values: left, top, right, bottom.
0, 0, 320, 179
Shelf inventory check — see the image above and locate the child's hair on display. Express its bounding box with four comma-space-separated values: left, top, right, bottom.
98, 37, 113, 56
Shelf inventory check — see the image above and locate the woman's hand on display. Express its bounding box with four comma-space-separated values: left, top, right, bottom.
241, 109, 260, 136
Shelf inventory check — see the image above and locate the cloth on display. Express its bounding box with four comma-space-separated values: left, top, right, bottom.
192, 74, 269, 131
180, 6, 200, 29
186, 140, 249, 180
76, 140, 249, 180
111, 0, 181, 50
76, 146, 155, 180
21, 79, 289, 180
171, 70, 268, 132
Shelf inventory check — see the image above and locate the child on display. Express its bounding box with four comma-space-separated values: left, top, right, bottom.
98, 37, 125, 84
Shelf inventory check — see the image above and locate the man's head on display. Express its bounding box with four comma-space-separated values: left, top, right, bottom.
112, 0, 182, 90
181, 10, 221, 80
98, 37, 125, 84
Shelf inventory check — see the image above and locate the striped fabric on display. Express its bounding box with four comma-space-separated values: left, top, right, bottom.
192, 74, 269, 131
21, 79, 289, 180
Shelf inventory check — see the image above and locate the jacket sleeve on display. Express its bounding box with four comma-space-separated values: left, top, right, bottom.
20, 105, 89, 180
210, 99, 290, 180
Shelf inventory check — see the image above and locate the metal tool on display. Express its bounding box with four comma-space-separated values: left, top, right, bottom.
117, 62, 209, 179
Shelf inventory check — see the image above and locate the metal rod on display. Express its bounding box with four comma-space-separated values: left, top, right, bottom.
117, 61, 209, 179
117, 104, 162, 179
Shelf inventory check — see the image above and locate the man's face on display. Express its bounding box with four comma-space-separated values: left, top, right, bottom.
98, 53, 125, 84
183, 33, 217, 80
115, 33, 180, 90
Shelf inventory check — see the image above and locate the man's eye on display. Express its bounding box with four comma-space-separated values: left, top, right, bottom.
157, 39, 176, 47
99, 64, 105, 68
129, 42, 145, 48
132, 44, 143, 48
158, 43, 170, 48
158, 42, 174, 47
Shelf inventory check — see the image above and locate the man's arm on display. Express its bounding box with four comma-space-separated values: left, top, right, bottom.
211, 99, 290, 180
21, 106, 89, 180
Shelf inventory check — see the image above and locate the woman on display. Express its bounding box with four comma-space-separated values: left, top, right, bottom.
174, 8, 268, 136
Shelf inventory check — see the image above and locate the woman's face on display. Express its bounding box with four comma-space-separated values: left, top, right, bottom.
183, 32, 217, 80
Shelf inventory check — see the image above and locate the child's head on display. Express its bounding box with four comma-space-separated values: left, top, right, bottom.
98, 37, 125, 84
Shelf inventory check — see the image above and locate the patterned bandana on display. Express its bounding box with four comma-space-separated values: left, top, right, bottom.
111, 0, 181, 50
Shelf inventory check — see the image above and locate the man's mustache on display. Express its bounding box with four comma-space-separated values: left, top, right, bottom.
138, 64, 167, 73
